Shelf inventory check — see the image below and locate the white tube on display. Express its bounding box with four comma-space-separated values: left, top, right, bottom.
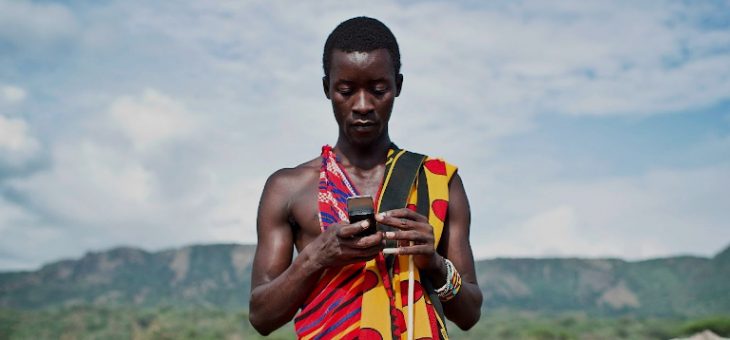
407, 246, 414, 340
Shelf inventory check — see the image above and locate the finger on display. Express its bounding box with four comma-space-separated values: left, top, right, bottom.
349, 253, 381, 262
342, 245, 384, 259
376, 208, 428, 223
377, 214, 431, 231
336, 220, 371, 238
383, 244, 434, 256
375, 213, 412, 230
383, 230, 432, 244
342, 232, 385, 249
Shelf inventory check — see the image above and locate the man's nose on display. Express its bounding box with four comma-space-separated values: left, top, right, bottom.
352, 90, 374, 114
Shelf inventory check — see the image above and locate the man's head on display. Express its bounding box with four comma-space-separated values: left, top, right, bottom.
322, 17, 403, 146
323, 17, 403, 147
323, 16, 401, 80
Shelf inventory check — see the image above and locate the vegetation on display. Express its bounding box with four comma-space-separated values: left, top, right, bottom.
447, 311, 730, 340
1, 306, 728, 340
676, 317, 730, 338
0, 305, 294, 340
2, 243, 729, 318
1, 243, 728, 338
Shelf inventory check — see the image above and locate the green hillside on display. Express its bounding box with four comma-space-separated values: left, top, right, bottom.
0, 244, 256, 310
1, 243, 728, 317
478, 252, 730, 316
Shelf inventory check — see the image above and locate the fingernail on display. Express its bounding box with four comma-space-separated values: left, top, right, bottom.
377, 212, 386, 220
382, 248, 398, 255
385, 231, 395, 239
360, 220, 369, 228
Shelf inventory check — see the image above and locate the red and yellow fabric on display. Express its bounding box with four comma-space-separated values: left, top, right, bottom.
294, 145, 457, 340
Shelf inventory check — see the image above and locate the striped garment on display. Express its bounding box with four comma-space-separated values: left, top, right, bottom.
294, 145, 456, 340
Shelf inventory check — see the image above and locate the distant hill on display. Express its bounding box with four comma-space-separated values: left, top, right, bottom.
1, 243, 728, 317
477, 252, 729, 316
0, 244, 256, 310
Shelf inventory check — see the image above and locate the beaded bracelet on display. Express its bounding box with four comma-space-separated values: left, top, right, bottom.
434, 258, 462, 302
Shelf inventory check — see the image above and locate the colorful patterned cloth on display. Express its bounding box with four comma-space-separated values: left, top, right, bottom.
294, 145, 457, 340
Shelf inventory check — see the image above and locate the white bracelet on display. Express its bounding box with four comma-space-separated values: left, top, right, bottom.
434, 258, 454, 296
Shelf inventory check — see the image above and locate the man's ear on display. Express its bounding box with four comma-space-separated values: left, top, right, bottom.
322, 76, 331, 99
395, 73, 403, 97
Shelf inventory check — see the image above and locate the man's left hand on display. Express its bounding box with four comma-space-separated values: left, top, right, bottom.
375, 208, 441, 271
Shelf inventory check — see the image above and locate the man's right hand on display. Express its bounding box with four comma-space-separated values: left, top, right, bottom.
308, 220, 385, 269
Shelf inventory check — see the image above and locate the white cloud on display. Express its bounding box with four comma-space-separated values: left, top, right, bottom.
482, 205, 625, 258
0, 0, 78, 54
472, 163, 730, 260
0, 115, 39, 167
0, 196, 28, 234
1, 85, 26, 103
108, 89, 197, 150
3, 88, 265, 262
0, 116, 35, 152
198, 177, 267, 244
0, 196, 68, 270
10, 141, 154, 225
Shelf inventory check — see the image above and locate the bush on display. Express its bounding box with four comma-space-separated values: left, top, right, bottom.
677, 317, 730, 337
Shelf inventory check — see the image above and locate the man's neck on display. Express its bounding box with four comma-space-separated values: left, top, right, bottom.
334, 134, 392, 170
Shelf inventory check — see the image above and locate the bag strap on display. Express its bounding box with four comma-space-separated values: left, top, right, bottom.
377, 149, 426, 213
376, 145, 447, 330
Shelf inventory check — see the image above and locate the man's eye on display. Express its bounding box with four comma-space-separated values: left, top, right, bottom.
337, 88, 352, 95
373, 87, 388, 95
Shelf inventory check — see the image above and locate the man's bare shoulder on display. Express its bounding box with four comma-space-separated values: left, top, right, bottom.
263, 156, 321, 193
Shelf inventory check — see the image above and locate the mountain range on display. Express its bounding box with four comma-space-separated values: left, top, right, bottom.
1, 243, 728, 317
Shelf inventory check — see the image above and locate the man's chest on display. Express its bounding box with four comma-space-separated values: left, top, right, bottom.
290, 184, 321, 238
289, 166, 385, 245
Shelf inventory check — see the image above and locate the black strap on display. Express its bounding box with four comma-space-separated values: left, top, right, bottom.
378, 148, 425, 338
377, 150, 425, 212
377, 147, 447, 333
378, 149, 426, 249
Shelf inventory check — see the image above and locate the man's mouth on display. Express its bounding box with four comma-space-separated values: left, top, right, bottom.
351, 121, 376, 130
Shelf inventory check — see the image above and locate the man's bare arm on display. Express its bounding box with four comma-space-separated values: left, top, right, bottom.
249, 169, 386, 335
249, 170, 324, 335
438, 173, 483, 329
374, 173, 482, 329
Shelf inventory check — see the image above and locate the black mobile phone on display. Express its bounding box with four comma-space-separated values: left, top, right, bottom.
347, 195, 376, 237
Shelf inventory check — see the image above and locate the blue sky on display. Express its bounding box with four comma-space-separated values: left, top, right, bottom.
0, 0, 729, 270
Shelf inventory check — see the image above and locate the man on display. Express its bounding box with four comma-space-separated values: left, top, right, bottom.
249, 17, 482, 339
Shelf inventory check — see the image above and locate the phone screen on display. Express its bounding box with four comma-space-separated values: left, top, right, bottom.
347, 196, 376, 237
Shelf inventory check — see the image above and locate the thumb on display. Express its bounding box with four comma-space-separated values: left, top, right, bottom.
336, 220, 370, 238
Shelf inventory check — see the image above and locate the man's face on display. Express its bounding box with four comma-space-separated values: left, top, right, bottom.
324, 48, 402, 146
